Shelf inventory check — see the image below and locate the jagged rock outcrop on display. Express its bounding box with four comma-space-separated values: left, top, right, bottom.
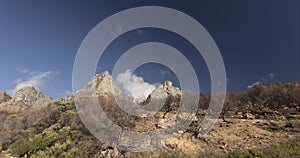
0, 86, 52, 112
150, 81, 181, 99
75, 71, 122, 97
0, 91, 11, 104
75, 71, 181, 102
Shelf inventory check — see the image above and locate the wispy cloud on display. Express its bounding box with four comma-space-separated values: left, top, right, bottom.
18, 68, 30, 74
116, 69, 157, 101
247, 81, 261, 89
247, 72, 276, 89
160, 70, 170, 78
8, 69, 58, 95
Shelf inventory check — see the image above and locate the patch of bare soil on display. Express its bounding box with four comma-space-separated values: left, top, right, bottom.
158, 115, 300, 157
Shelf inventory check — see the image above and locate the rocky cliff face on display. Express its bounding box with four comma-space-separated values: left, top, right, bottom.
0, 86, 52, 112
0, 91, 11, 104
150, 81, 181, 99
75, 71, 122, 97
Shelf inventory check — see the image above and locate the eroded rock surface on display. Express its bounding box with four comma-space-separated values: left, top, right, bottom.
0, 91, 11, 104
150, 81, 181, 99
75, 71, 122, 97
0, 86, 52, 112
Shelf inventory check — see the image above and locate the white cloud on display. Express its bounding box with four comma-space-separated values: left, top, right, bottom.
8, 69, 57, 96
247, 72, 276, 89
247, 81, 261, 89
116, 69, 157, 101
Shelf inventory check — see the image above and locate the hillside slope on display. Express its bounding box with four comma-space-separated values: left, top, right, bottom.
0, 72, 299, 157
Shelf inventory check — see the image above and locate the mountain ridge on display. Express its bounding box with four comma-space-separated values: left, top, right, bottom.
0, 86, 52, 113
0, 71, 299, 157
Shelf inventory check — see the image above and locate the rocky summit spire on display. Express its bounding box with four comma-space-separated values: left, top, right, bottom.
150, 81, 181, 99
0, 86, 52, 112
76, 71, 122, 97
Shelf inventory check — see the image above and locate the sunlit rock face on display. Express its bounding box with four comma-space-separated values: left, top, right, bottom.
150, 81, 181, 99
75, 71, 122, 97
0, 86, 52, 112
75, 71, 182, 104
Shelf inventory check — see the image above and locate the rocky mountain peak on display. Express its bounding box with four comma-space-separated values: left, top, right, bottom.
0, 86, 52, 112
13, 86, 51, 104
75, 71, 183, 101
76, 71, 122, 97
0, 91, 11, 104
14, 86, 38, 98
164, 80, 173, 87
150, 80, 181, 99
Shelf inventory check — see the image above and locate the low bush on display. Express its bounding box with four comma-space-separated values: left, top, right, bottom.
225, 148, 266, 158
9, 130, 58, 156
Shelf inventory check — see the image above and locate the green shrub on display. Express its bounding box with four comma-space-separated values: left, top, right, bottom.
9, 138, 31, 155
225, 149, 266, 158
31, 151, 50, 158
52, 100, 74, 108
65, 110, 77, 116
262, 141, 300, 157
60, 149, 79, 158
30, 137, 72, 158
9, 130, 58, 156
46, 138, 72, 157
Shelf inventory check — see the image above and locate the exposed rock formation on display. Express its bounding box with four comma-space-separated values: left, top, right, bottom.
0, 86, 52, 112
150, 81, 181, 99
75, 71, 122, 97
75, 72, 182, 103
0, 91, 11, 104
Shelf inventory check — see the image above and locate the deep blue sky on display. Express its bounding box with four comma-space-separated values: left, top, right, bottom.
0, 0, 299, 98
